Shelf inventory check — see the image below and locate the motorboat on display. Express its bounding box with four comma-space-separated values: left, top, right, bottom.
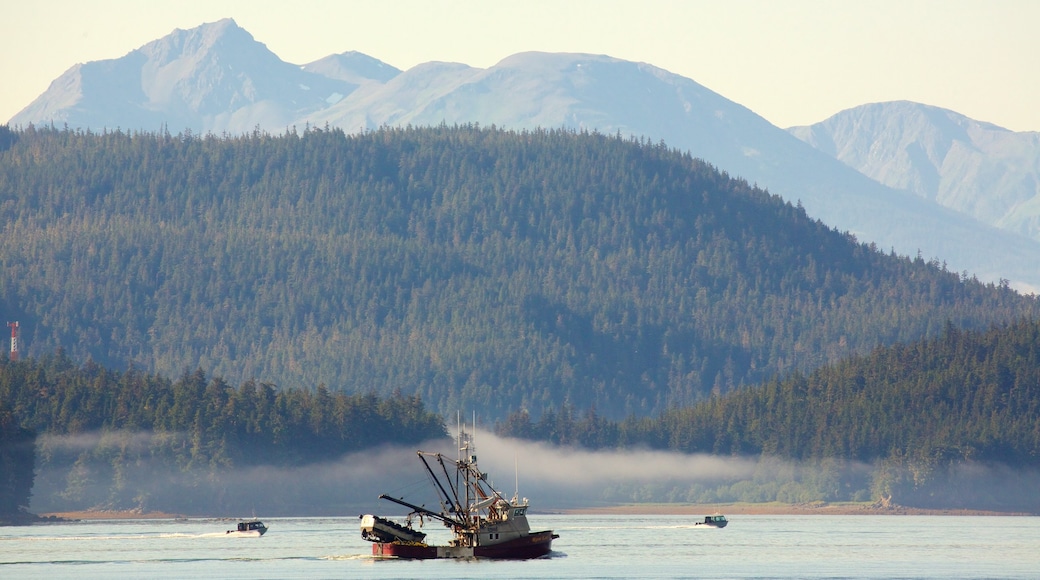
694, 514, 728, 528
226, 520, 267, 536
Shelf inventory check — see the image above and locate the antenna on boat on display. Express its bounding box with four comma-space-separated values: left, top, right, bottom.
514, 453, 519, 503
456, 411, 462, 460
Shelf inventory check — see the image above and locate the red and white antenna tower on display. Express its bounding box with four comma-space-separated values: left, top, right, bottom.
8, 321, 18, 361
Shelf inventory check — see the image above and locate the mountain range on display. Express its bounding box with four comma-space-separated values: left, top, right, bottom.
8, 18, 1040, 291
789, 101, 1040, 243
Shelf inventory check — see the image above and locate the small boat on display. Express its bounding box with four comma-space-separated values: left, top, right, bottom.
695, 514, 728, 528
226, 520, 267, 536
360, 424, 558, 559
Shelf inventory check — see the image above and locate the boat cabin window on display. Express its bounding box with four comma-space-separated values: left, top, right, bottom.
513, 508, 526, 517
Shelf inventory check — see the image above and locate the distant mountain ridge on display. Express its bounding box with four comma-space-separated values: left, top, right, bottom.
788, 101, 1040, 243
9, 18, 1040, 291
14, 19, 364, 134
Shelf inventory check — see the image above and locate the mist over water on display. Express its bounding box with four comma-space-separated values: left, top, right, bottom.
30, 429, 770, 515
29, 429, 1040, 515
468, 429, 762, 507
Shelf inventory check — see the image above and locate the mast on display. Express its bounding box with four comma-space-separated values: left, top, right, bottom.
379, 412, 509, 541
464, 417, 474, 526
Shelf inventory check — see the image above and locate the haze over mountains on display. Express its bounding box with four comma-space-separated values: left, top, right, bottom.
9, 18, 1040, 291
789, 101, 1040, 243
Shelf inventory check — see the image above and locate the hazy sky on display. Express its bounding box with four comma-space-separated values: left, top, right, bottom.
5, 0, 1039, 131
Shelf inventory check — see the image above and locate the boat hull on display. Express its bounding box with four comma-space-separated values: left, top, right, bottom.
372, 530, 557, 559
225, 529, 266, 537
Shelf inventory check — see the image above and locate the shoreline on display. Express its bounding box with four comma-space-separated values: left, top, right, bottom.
556, 502, 1036, 517
38, 502, 1036, 521
38, 510, 189, 520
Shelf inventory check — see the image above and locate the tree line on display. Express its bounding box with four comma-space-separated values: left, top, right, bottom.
496, 318, 1040, 511
0, 401, 34, 520
0, 352, 445, 514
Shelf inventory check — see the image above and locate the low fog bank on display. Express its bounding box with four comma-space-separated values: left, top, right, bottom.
470, 429, 763, 508
29, 429, 1040, 515
32, 431, 456, 516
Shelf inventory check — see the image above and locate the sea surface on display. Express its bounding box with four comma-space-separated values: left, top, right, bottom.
1, 513, 1038, 579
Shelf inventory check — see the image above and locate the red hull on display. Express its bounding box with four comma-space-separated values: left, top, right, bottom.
372, 530, 557, 559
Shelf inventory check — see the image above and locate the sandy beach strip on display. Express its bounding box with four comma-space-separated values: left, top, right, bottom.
555, 502, 1034, 516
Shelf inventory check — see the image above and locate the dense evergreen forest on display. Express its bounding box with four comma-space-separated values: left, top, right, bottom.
497, 319, 1040, 511
1, 124, 1038, 420
0, 400, 35, 519
0, 353, 445, 514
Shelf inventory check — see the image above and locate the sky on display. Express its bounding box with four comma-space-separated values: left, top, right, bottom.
4, 0, 1039, 132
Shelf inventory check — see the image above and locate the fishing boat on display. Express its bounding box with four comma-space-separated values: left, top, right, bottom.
359, 425, 558, 559
694, 514, 728, 528
226, 520, 267, 536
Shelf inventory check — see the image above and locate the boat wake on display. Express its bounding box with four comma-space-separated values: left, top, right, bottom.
12, 531, 259, 542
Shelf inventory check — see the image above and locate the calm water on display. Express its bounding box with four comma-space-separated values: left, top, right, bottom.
1, 514, 1038, 579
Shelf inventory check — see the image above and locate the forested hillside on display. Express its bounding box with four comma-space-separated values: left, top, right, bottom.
0, 400, 34, 519
497, 319, 1040, 510
1, 124, 1037, 419
0, 353, 445, 514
